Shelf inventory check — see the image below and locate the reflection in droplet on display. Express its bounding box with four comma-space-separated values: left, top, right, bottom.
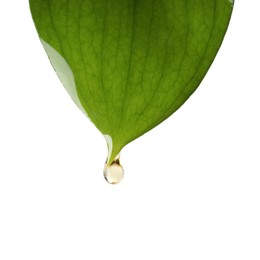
104, 155, 124, 184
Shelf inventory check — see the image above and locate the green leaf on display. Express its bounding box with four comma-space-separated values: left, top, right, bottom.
29, 0, 233, 164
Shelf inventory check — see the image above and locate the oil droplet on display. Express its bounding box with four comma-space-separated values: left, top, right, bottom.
103, 155, 124, 184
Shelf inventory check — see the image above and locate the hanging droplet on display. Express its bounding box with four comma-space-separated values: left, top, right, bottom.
103, 155, 124, 184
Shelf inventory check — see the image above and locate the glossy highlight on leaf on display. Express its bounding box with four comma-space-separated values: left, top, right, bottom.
29, 0, 233, 164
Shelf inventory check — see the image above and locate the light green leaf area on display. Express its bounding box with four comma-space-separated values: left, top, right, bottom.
29, 0, 233, 164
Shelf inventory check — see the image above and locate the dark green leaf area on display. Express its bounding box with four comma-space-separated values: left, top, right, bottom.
30, 0, 233, 161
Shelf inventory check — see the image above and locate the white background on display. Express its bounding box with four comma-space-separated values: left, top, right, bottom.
0, 1, 259, 259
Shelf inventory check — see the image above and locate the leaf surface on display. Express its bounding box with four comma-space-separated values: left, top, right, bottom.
29, 0, 233, 163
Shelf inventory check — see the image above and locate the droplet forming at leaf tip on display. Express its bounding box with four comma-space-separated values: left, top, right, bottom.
104, 155, 124, 185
